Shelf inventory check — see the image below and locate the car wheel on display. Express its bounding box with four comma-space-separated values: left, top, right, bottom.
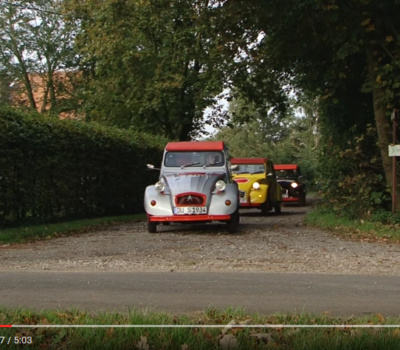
260, 202, 270, 215
274, 202, 282, 214
227, 210, 239, 233
262, 195, 275, 215
147, 219, 157, 233
299, 195, 306, 206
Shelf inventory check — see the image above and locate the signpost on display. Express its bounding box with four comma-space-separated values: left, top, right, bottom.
390, 109, 399, 214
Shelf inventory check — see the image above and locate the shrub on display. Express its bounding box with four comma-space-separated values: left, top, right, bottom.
316, 124, 390, 218
0, 106, 167, 227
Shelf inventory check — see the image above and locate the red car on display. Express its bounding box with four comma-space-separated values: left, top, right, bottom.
144, 141, 240, 233
274, 164, 307, 206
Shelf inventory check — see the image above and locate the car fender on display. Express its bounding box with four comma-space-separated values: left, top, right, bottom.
249, 183, 269, 204
207, 183, 239, 215
144, 185, 174, 216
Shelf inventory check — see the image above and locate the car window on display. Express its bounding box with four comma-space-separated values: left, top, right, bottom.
276, 170, 288, 178
276, 169, 299, 178
232, 164, 265, 174
205, 152, 224, 166
164, 151, 224, 167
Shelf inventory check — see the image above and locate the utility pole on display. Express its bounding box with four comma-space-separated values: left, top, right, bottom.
390, 109, 399, 214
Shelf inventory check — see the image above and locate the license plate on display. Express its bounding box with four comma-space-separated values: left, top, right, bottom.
174, 206, 207, 215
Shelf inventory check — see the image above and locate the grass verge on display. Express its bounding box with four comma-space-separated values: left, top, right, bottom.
0, 214, 146, 244
1, 307, 400, 349
304, 208, 400, 243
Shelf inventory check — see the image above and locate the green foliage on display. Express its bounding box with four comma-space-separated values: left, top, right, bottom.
245, 0, 400, 212
0, 0, 79, 113
317, 124, 390, 218
305, 207, 400, 243
213, 93, 320, 188
1, 308, 400, 349
0, 214, 146, 244
369, 210, 400, 225
0, 106, 166, 227
65, 0, 258, 140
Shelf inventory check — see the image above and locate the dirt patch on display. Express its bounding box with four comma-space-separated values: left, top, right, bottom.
1, 197, 400, 274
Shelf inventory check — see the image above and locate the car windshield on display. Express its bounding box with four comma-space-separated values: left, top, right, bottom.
164, 151, 224, 168
232, 164, 265, 174
276, 170, 299, 178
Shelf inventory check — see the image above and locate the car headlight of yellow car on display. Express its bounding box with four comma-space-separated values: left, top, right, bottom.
252, 182, 260, 190
155, 181, 166, 192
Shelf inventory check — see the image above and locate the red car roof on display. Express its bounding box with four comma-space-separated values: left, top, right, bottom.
166, 141, 225, 151
230, 158, 267, 164
274, 164, 299, 170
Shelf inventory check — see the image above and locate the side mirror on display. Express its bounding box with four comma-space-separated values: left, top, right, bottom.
230, 164, 239, 170
147, 164, 160, 170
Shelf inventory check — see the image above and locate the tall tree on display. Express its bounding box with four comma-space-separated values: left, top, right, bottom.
65, 0, 259, 140
214, 92, 320, 184
0, 0, 38, 109
0, 69, 12, 105
0, 0, 78, 113
247, 0, 400, 212
29, 0, 78, 114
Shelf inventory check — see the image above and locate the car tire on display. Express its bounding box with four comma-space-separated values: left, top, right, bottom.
227, 210, 239, 233
299, 195, 306, 206
260, 202, 270, 215
147, 219, 157, 233
274, 202, 282, 214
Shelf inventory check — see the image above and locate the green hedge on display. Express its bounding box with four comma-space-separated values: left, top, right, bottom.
0, 106, 167, 227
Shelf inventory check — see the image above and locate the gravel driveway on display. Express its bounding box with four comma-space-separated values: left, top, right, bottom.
1, 197, 400, 275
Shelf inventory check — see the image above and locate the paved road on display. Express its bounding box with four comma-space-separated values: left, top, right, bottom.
1, 270, 400, 317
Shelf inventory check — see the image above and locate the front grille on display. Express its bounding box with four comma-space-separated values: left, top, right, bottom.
176, 193, 206, 206
239, 191, 246, 198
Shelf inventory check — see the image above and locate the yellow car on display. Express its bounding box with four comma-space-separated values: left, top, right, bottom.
231, 157, 282, 214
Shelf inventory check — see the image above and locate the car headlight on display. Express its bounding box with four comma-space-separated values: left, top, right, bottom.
291, 182, 298, 188
252, 182, 260, 189
155, 181, 165, 192
215, 180, 226, 191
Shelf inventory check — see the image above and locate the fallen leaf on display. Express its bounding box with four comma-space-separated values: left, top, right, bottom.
104, 327, 114, 340
376, 313, 385, 323
222, 320, 237, 334
201, 330, 214, 341
250, 332, 275, 344
136, 335, 150, 350
219, 334, 238, 349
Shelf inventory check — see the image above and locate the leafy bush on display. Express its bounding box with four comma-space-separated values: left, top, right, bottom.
316, 124, 390, 218
369, 209, 400, 225
0, 106, 167, 227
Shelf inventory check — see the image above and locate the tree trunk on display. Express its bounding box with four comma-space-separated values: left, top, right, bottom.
367, 49, 400, 212
21, 70, 37, 111
48, 71, 57, 111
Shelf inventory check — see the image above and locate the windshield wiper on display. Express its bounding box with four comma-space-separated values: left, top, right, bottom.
203, 162, 222, 168
180, 162, 200, 168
